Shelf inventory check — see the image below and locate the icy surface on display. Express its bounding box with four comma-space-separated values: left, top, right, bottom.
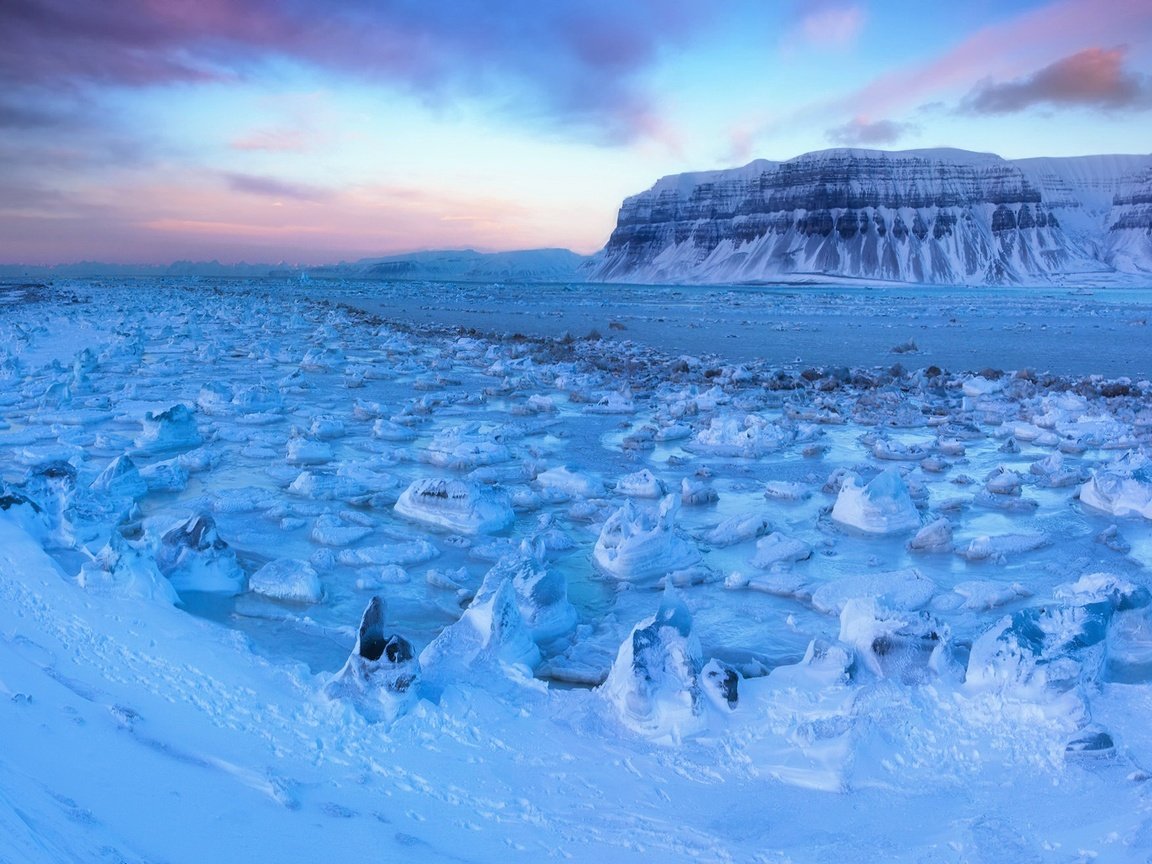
3, 277, 1152, 862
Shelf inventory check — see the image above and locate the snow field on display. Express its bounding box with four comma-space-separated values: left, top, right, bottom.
2, 277, 1152, 861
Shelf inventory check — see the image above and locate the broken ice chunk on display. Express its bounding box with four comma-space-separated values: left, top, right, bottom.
249, 558, 324, 603
600, 587, 707, 742
831, 468, 921, 534
811, 567, 936, 615
907, 517, 953, 553
135, 404, 202, 455
749, 533, 812, 570
1079, 452, 1152, 519
616, 469, 667, 499
418, 577, 542, 700
394, 478, 514, 534
324, 597, 417, 723
155, 514, 246, 595
475, 542, 577, 648
592, 495, 701, 585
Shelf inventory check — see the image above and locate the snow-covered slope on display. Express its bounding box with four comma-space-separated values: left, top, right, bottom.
592, 148, 1152, 285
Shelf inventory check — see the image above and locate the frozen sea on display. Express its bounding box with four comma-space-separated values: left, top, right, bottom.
329, 278, 1152, 378
2, 275, 1152, 863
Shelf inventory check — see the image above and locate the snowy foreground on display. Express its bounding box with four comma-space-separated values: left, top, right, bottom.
3, 279, 1152, 862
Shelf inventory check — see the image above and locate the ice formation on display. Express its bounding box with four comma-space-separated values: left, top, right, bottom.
476, 543, 577, 647
419, 577, 542, 700
153, 514, 247, 595
394, 477, 515, 534
831, 468, 922, 534
134, 404, 202, 454
1079, 451, 1152, 519
325, 596, 417, 722
592, 495, 702, 584
5, 279, 1152, 861
601, 588, 708, 742
249, 558, 324, 603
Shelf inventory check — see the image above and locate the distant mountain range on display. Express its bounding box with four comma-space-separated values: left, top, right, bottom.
6, 148, 1151, 287
590, 147, 1152, 285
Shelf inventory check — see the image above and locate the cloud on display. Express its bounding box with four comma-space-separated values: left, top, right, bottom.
733, 0, 1152, 157
793, 3, 865, 49
962, 47, 1152, 114
224, 172, 330, 202
0, 0, 716, 143
826, 117, 917, 145
230, 127, 317, 153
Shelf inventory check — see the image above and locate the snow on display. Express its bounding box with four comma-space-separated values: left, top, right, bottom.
3, 276, 1152, 862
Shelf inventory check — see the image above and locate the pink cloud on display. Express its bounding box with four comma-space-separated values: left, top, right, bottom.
0, 168, 608, 264
962, 46, 1152, 113
230, 127, 316, 152
847, 0, 1152, 119
797, 4, 865, 49
739, 0, 1152, 157
1, 0, 718, 144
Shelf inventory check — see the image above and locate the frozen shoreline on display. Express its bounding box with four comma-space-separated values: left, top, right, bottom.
329, 279, 1152, 379
3, 277, 1152, 862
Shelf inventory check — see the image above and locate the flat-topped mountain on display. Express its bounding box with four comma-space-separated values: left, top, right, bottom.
591, 147, 1152, 285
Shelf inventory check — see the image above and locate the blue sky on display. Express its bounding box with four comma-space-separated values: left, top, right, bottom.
2, 0, 1150, 264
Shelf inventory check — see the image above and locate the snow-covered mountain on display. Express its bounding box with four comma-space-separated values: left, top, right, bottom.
591, 148, 1152, 285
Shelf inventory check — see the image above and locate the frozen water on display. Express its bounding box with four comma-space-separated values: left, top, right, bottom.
5, 277, 1152, 862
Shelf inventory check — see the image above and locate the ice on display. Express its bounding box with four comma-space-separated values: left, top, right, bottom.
748, 532, 812, 570
76, 533, 180, 605
418, 576, 542, 700
134, 403, 202, 454
310, 514, 373, 547
153, 514, 247, 595
336, 540, 439, 567
600, 588, 708, 742
1079, 451, 1152, 518
699, 511, 771, 547
907, 517, 953, 552
762, 480, 811, 501
831, 468, 922, 534
950, 580, 1032, 610
740, 639, 857, 792
955, 532, 1049, 562
838, 598, 947, 682
421, 423, 512, 470
679, 474, 718, 506
592, 495, 702, 584
615, 468, 667, 499
534, 466, 603, 499
689, 414, 793, 457
8, 279, 1152, 860
88, 455, 147, 501
811, 567, 936, 615
394, 477, 515, 534
285, 434, 334, 466
476, 543, 577, 647
138, 458, 189, 492
1106, 609, 1152, 683
324, 597, 417, 722
248, 558, 324, 603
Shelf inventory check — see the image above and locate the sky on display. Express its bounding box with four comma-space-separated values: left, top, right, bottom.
2, 0, 1151, 266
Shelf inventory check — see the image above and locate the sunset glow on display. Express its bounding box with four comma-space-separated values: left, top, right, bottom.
2, 0, 1150, 265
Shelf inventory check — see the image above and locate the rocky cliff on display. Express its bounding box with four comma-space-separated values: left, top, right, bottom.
592, 148, 1152, 285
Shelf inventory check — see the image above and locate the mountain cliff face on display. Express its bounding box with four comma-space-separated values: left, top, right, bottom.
592, 148, 1152, 285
